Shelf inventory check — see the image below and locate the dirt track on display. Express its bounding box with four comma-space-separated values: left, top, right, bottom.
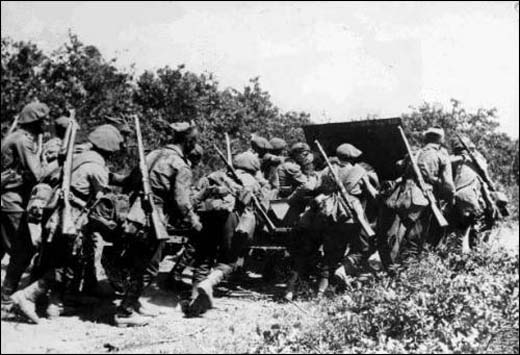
1, 224, 518, 354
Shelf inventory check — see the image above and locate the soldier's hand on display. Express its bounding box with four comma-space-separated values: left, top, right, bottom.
192, 219, 203, 232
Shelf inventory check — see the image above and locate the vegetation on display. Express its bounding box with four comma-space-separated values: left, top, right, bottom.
253, 236, 519, 353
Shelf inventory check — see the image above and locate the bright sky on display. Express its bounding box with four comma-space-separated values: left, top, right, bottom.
1, 1, 519, 137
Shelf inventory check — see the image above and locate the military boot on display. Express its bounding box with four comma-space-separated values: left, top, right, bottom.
10, 280, 48, 324
317, 277, 329, 298
187, 268, 229, 317
114, 310, 150, 328
284, 271, 299, 301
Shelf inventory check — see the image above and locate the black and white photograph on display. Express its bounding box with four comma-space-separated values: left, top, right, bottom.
1, 1, 519, 353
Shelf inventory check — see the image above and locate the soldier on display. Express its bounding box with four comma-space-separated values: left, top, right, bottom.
9, 125, 123, 323
449, 137, 498, 252
1, 103, 55, 304
317, 144, 378, 293
113, 121, 202, 327
379, 127, 455, 266
285, 144, 376, 299
166, 143, 204, 290
262, 137, 287, 191
276, 142, 317, 199
184, 151, 263, 317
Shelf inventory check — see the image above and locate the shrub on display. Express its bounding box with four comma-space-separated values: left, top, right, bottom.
253, 233, 519, 354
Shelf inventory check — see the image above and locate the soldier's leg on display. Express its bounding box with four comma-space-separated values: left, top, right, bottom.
187, 212, 233, 316
319, 223, 349, 296
1, 210, 14, 260
168, 240, 196, 288
398, 211, 431, 262
2, 213, 36, 299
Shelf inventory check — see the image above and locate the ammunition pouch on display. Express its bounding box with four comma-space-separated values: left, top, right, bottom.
88, 193, 130, 243
26, 183, 54, 224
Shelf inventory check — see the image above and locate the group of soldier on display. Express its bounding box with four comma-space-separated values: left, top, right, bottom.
1, 102, 508, 328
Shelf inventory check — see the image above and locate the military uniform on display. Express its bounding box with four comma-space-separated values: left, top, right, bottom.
10, 125, 122, 323
186, 152, 263, 317
114, 122, 201, 327
1, 103, 52, 301
448, 139, 496, 252
379, 127, 454, 267
286, 144, 375, 298
261, 138, 287, 190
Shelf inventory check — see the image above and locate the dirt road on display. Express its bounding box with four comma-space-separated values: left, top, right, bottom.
1, 224, 518, 354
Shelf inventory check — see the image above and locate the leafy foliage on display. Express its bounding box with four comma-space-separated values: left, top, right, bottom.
1, 33, 310, 176
253, 237, 519, 354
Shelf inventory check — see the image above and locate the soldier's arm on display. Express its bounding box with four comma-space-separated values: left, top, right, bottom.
439, 154, 455, 200
17, 135, 47, 182
88, 165, 110, 196
174, 165, 200, 228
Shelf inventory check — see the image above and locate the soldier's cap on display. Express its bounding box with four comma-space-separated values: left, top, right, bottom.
88, 124, 124, 152
423, 127, 445, 139
251, 135, 272, 150
169, 121, 195, 134
18, 102, 50, 124
290, 142, 311, 156
233, 151, 261, 173
336, 143, 362, 160
269, 137, 287, 151
105, 115, 132, 135
54, 116, 71, 130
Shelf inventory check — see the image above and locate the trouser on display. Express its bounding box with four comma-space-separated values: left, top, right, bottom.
2, 211, 36, 295
116, 234, 165, 315
169, 240, 196, 281
377, 205, 438, 267
321, 223, 371, 279
192, 210, 240, 285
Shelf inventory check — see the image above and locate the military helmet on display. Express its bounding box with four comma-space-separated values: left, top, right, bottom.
88, 124, 123, 152
233, 151, 261, 173
251, 135, 272, 151
269, 137, 287, 151
289, 142, 310, 157
336, 143, 362, 160
18, 102, 50, 124
423, 127, 445, 139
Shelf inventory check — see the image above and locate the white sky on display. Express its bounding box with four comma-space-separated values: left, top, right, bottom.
1, 1, 519, 138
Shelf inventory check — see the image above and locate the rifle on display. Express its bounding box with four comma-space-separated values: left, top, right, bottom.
61, 118, 79, 235
7, 115, 19, 135
134, 115, 169, 240
225, 133, 232, 165
455, 134, 509, 217
213, 144, 276, 232
315, 140, 375, 237
398, 126, 449, 227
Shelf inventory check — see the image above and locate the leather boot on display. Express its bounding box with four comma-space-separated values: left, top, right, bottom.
317, 277, 329, 298
10, 280, 48, 324
284, 271, 299, 301
188, 268, 229, 317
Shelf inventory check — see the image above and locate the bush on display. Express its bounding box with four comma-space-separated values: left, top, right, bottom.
253, 234, 519, 354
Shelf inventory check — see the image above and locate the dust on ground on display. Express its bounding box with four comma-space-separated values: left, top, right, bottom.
1, 223, 518, 354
